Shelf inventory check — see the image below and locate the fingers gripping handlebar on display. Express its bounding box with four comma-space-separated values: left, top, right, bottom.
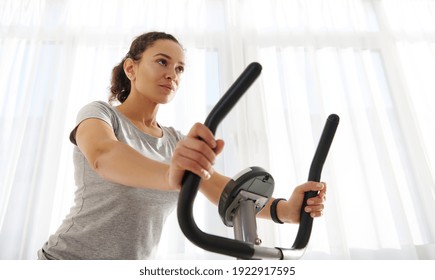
177, 62, 339, 259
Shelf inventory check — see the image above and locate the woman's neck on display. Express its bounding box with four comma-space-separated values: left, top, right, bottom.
116, 95, 162, 137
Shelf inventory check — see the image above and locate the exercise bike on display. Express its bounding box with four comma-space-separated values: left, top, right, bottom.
177, 62, 339, 260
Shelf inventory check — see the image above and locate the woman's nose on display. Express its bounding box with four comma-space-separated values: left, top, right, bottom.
165, 69, 177, 80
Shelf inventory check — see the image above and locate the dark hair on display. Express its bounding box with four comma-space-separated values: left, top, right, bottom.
109, 31, 182, 104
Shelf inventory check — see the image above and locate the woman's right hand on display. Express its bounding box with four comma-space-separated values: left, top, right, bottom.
169, 123, 224, 190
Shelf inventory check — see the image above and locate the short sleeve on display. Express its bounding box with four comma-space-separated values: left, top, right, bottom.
69, 101, 118, 145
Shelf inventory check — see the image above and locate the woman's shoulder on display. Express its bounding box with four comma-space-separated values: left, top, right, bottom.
76, 100, 120, 121
70, 100, 119, 145
80, 100, 114, 113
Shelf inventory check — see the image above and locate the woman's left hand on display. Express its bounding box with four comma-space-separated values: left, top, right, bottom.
278, 182, 327, 224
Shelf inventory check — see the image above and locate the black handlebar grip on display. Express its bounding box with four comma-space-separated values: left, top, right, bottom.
177, 62, 262, 259
204, 62, 263, 134
291, 114, 339, 250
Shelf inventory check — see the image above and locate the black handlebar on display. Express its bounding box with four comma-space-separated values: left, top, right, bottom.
177, 62, 339, 259
291, 114, 339, 250
203, 62, 263, 134
177, 62, 262, 259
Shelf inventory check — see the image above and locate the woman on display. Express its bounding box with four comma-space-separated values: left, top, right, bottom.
38, 31, 326, 260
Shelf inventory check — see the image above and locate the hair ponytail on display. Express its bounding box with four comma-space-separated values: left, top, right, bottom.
109, 31, 182, 104
109, 57, 130, 104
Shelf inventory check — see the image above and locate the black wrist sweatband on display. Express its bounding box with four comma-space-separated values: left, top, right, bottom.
270, 198, 286, 224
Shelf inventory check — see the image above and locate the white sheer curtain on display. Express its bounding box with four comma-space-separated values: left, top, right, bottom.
1, 0, 434, 260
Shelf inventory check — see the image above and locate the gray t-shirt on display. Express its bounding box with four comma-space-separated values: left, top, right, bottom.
39, 101, 183, 259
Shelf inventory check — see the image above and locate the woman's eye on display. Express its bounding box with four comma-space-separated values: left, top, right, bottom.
157, 59, 167, 66
176, 66, 184, 73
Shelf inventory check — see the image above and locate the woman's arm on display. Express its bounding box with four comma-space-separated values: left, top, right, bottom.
200, 172, 326, 224
258, 182, 326, 223
75, 118, 173, 190
76, 119, 224, 192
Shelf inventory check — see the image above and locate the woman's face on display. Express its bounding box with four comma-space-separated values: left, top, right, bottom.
125, 39, 185, 104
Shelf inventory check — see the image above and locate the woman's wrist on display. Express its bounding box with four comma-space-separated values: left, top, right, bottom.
270, 198, 287, 224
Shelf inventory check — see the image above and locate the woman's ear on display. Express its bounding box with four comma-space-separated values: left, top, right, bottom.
123, 58, 136, 81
